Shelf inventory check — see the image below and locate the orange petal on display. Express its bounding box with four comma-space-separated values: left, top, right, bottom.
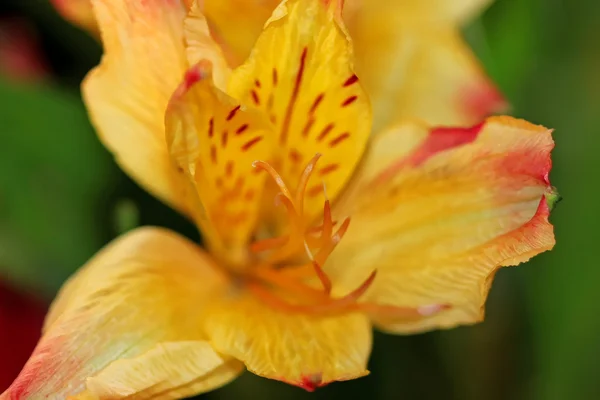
227, 0, 372, 225
51, 0, 98, 35
2, 227, 242, 399
204, 292, 372, 390
346, 4, 506, 131
329, 116, 556, 333
83, 0, 227, 224
165, 62, 273, 265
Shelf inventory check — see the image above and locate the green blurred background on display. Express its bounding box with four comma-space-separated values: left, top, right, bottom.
0, 0, 598, 399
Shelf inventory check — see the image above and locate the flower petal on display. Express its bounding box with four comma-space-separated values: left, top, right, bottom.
197, 0, 499, 129
345, 0, 494, 25
165, 62, 273, 264
227, 0, 372, 223
83, 0, 226, 223
201, 0, 278, 65
74, 342, 242, 399
329, 116, 555, 333
185, 1, 232, 90
50, 0, 199, 35
346, 5, 506, 130
2, 227, 242, 399
200, 0, 492, 65
204, 293, 372, 390
51, 0, 98, 35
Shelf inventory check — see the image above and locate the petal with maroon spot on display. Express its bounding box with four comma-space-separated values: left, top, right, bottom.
166, 62, 273, 264
226, 0, 372, 228
203, 292, 372, 390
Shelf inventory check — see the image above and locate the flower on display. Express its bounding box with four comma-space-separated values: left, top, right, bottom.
2, 0, 556, 398
51, 0, 506, 128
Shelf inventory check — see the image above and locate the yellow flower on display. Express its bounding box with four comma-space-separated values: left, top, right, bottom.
52, 0, 505, 129
3, 0, 556, 398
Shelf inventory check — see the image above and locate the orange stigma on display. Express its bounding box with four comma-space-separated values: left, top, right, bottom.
247, 155, 450, 319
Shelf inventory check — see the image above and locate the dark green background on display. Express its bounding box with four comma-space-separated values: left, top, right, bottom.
1, 0, 597, 399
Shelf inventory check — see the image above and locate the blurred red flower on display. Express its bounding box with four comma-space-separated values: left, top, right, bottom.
0, 17, 48, 82
0, 281, 46, 391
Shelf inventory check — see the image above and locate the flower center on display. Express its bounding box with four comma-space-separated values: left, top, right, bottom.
245, 154, 446, 319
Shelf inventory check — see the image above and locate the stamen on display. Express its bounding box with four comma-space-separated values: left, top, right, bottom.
246, 155, 449, 319
247, 271, 376, 316
251, 155, 322, 264
265, 195, 304, 263
307, 220, 338, 234
304, 242, 332, 294
311, 261, 332, 295
294, 153, 322, 216
252, 266, 328, 301
312, 217, 350, 266
321, 180, 329, 201
249, 267, 451, 318
344, 270, 377, 302
250, 236, 288, 253
253, 160, 293, 200
320, 200, 333, 243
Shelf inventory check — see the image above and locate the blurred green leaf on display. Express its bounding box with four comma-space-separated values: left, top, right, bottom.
112, 197, 140, 235
467, 0, 600, 399
0, 78, 114, 297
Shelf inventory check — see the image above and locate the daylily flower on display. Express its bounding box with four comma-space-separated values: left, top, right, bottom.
51, 0, 505, 129
2, 0, 556, 398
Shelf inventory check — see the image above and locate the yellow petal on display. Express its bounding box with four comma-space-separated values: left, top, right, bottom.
165, 62, 273, 265
51, 0, 98, 35
227, 0, 372, 223
346, 5, 506, 131
200, 0, 492, 65
204, 292, 372, 390
75, 343, 242, 399
83, 0, 227, 223
185, 1, 232, 90
2, 227, 242, 399
329, 116, 555, 333
202, 0, 279, 65
345, 0, 493, 25
50, 0, 200, 35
